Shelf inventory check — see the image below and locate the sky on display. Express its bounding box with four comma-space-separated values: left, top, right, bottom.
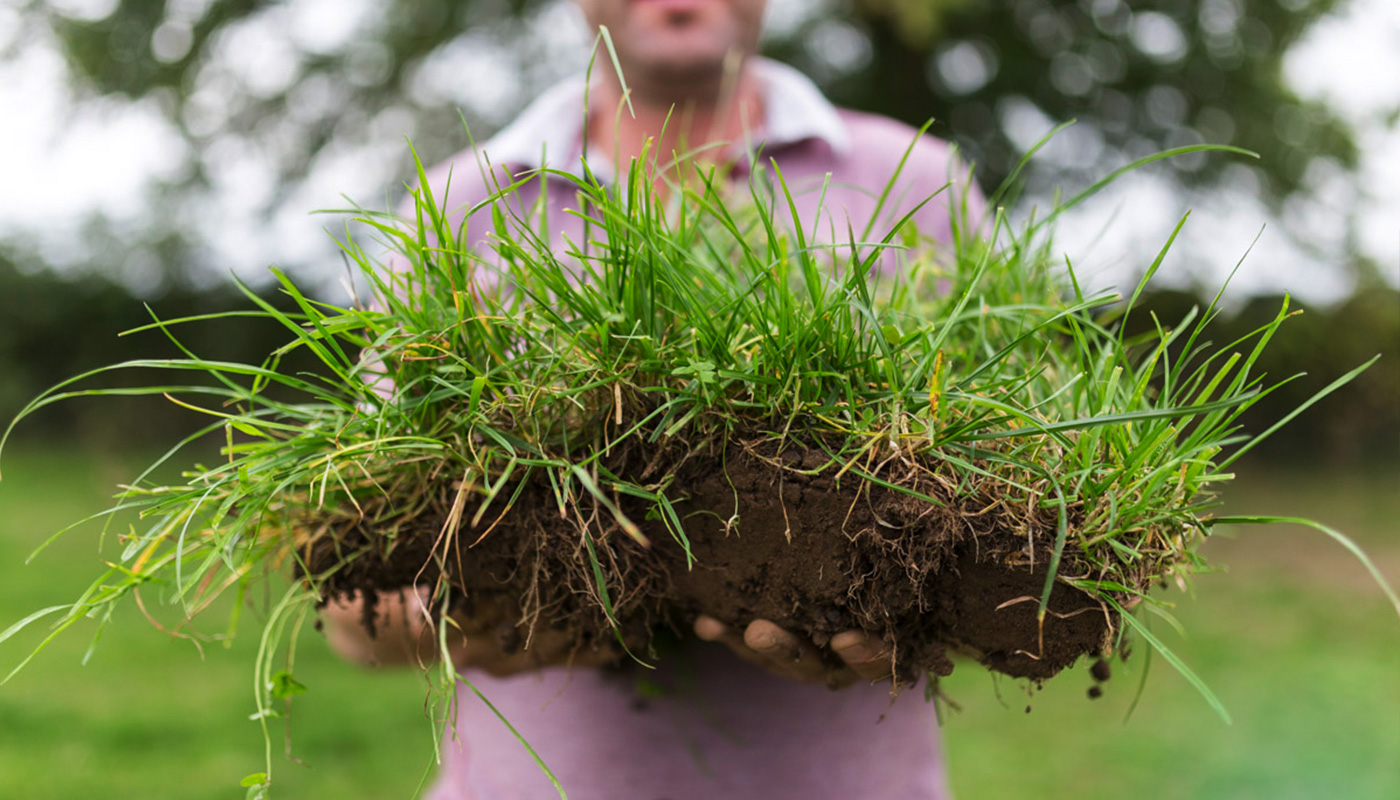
0, 0, 1396, 303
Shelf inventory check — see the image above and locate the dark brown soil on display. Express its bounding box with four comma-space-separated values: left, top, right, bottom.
302, 437, 1121, 684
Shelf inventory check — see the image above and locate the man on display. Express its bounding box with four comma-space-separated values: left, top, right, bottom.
324, 1, 983, 796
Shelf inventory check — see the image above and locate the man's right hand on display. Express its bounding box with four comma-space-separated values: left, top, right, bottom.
320, 587, 617, 675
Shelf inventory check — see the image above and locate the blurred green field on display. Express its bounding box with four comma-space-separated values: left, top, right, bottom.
1, 447, 1396, 798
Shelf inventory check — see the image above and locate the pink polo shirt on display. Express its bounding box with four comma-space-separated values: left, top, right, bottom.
409, 59, 983, 800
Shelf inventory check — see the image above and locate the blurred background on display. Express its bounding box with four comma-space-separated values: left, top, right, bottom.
0, 1, 1395, 797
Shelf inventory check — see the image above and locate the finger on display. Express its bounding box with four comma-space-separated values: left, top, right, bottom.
831, 630, 896, 683
694, 615, 791, 674
693, 615, 731, 642
743, 619, 828, 683
823, 667, 862, 691
694, 615, 762, 660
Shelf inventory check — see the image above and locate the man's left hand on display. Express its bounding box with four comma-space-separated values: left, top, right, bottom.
692, 615, 897, 689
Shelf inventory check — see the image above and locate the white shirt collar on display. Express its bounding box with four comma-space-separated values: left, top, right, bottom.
476, 57, 851, 178
754, 58, 850, 156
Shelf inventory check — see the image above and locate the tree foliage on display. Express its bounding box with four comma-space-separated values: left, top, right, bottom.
9, 0, 1359, 284
786, 0, 1356, 200
2, 0, 1386, 462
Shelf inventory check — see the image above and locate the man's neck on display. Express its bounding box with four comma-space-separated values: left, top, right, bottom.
585, 58, 764, 174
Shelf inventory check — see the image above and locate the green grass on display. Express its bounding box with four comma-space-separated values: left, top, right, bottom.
0, 448, 435, 799
0, 139, 1347, 718
1, 137, 1393, 797
942, 465, 1400, 800
1, 447, 1395, 798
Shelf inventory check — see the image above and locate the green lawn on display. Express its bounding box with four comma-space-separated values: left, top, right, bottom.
1, 447, 1396, 798
0, 449, 437, 799
940, 468, 1400, 800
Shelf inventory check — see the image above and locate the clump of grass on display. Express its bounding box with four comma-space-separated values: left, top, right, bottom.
2, 133, 1395, 797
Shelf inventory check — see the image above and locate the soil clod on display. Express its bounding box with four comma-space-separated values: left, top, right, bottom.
304, 436, 1136, 684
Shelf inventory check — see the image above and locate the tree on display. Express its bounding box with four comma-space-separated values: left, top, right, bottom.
5, 0, 1360, 282
782, 0, 1356, 200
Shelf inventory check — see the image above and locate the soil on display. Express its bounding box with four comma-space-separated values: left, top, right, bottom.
303, 436, 1121, 684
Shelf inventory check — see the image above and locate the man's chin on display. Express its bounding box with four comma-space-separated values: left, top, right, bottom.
639, 52, 727, 77
624, 43, 744, 89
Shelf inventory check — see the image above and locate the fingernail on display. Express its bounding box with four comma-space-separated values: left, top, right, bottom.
752, 634, 779, 651
694, 617, 725, 640
836, 640, 875, 662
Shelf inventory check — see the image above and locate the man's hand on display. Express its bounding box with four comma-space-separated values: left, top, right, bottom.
692, 615, 897, 689
321, 588, 617, 675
